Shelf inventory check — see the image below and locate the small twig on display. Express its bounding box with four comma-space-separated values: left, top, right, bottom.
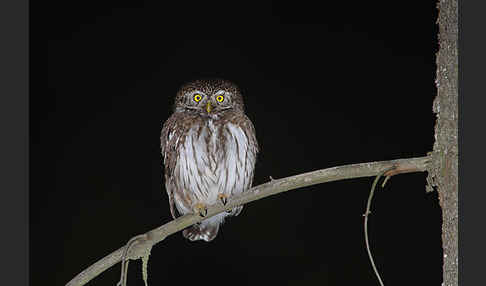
363, 166, 396, 286
116, 256, 129, 286
117, 234, 146, 286
381, 175, 391, 188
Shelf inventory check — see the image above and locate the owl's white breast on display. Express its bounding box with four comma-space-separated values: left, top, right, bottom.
174, 119, 254, 213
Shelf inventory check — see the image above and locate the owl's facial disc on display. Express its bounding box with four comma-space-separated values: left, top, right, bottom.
175, 79, 244, 115
208, 90, 232, 113
180, 91, 207, 112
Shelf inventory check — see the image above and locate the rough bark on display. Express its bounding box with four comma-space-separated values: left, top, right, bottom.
427, 1, 458, 285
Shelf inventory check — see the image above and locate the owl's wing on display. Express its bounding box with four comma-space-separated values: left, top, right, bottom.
232, 113, 259, 189
161, 114, 184, 219
241, 114, 259, 155
244, 115, 259, 191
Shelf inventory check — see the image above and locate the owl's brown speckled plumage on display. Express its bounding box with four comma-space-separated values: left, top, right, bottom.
161, 79, 258, 242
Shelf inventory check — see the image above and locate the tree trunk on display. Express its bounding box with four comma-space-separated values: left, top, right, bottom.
427, 1, 458, 285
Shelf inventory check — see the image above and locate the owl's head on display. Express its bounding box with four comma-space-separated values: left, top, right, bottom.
173, 79, 245, 116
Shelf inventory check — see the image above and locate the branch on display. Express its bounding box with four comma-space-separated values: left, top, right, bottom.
363, 167, 395, 286
66, 156, 431, 286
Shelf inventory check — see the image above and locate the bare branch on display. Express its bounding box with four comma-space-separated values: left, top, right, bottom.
66, 156, 430, 286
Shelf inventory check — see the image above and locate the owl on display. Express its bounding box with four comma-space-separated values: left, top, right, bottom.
161, 79, 259, 242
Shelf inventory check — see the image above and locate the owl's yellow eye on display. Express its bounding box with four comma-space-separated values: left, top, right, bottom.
216, 95, 224, 102
193, 94, 202, 102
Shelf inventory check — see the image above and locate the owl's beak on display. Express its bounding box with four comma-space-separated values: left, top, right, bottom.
206, 102, 212, 113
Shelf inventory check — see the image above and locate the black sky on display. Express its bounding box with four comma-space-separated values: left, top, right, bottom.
34, 1, 441, 285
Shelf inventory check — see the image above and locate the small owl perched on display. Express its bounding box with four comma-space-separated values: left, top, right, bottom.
161, 79, 259, 242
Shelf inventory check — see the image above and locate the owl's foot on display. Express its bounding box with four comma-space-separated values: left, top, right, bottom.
217, 193, 228, 205
217, 194, 233, 213
194, 203, 208, 217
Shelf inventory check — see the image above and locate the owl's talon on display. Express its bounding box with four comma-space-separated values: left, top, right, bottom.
218, 193, 228, 206
199, 209, 207, 217
194, 203, 208, 217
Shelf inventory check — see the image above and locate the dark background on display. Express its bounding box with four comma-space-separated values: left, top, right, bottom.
33, 1, 441, 285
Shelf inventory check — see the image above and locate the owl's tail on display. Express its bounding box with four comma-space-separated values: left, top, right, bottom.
183, 222, 219, 242
182, 212, 226, 242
